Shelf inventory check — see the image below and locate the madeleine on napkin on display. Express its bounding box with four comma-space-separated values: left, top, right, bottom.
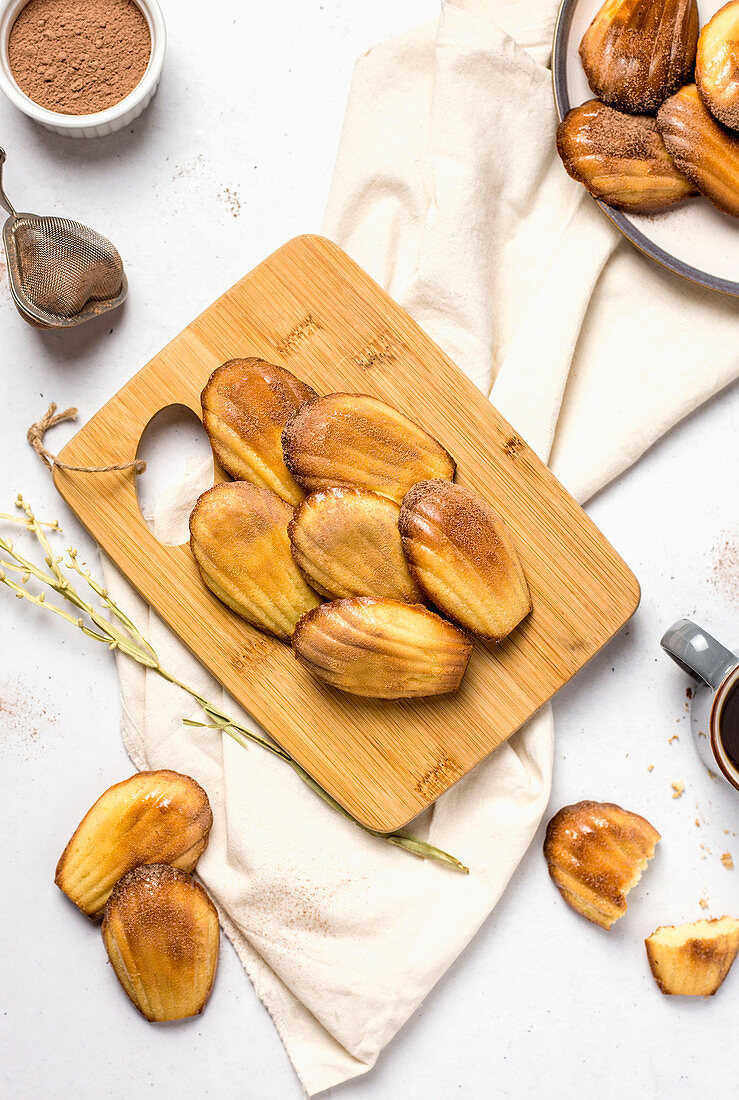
289, 487, 424, 602
399, 480, 531, 641
544, 800, 660, 929
292, 597, 472, 698
201, 358, 317, 505
102, 864, 219, 1021
55, 770, 212, 920
189, 481, 321, 640
282, 392, 455, 505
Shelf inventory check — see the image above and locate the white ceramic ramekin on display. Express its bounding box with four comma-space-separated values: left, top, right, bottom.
0, 0, 166, 137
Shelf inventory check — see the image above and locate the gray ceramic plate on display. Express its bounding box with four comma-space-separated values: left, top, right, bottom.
552, 0, 739, 296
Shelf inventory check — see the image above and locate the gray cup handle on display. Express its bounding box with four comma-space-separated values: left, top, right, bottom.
661, 619, 739, 690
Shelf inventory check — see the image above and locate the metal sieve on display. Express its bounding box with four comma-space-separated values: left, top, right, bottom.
0, 147, 127, 328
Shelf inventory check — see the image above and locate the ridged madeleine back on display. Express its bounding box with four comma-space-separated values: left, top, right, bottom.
580, 0, 699, 113
544, 800, 660, 929
282, 393, 456, 504
292, 597, 472, 698
102, 864, 219, 1021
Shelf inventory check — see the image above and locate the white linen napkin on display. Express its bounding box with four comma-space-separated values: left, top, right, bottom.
101, 1, 739, 1094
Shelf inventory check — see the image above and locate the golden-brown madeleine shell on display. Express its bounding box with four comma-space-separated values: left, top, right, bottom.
658, 83, 739, 216
189, 481, 321, 640
292, 597, 472, 699
696, 2, 739, 131
55, 770, 212, 920
646, 916, 739, 995
282, 393, 456, 505
288, 487, 424, 602
544, 800, 660, 929
579, 0, 699, 113
399, 480, 532, 642
102, 864, 220, 1021
556, 100, 696, 211
201, 358, 317, 505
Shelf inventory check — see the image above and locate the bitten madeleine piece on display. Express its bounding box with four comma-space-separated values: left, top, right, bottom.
55, 771, 212, 920
646, 917, 739, 995
556, 100, 696, 212
658, 84, 739, 217
292, 597, 472, 699
289, 487, 424, 602
201, 358, 317, 505
282, 393, 456, 505
189, 481, 321, 640
696, 3, 739, 131
579, 0, 699, 113
544, 801, 660, 929
102, 864, 219, 1021
399, 480, 531, 641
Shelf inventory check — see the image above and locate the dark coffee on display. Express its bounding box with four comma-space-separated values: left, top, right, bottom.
719, 678, 739, 772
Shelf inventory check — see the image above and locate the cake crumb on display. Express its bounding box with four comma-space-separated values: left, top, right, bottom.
699, 897, 709, 910
671, 781, 685, 799
709, 533, 738, 605
721, 851, 734, 870
669, 734, 679, 744
647, 764, 654, 772
686, 686, 693, 699
0, 677, 57, 760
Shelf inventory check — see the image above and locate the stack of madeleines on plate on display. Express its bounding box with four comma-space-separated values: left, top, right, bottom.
190, 357, 533, 700
557, 0, 739, 216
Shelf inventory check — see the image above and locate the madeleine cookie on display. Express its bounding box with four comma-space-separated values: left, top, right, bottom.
292, 597, 472, 699
102, 865, 219, 1021
399, 480, 531, 641
55, 771, 212, 920
658, 84, 739, 217
289, 487, 424, 602
646, 916, 739, 995
189, 481, 321, 640
580, 0, 699, 113
696, 2, 739, 131
282, 393, 455, 505
201, 358, 317, 505
556, 100, 696, 211
544, 800, 660, 929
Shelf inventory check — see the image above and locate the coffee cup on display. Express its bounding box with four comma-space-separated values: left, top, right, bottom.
661, 619, 739, 792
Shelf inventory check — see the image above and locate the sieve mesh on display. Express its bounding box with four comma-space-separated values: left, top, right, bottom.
10, 215, 125, 319
0, 146, 127, 328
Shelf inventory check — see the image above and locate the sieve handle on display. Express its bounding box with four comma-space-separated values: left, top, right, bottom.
0, 148, 16, 217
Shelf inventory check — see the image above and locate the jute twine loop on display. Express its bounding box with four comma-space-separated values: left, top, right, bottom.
27, 403, 146, 475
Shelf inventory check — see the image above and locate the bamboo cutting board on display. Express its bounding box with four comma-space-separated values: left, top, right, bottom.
53, 235, 640, 832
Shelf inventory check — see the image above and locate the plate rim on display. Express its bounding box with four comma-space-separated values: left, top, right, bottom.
551, 0, 739, 299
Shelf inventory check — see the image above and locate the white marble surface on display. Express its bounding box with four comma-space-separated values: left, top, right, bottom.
0, 2, 737, 1097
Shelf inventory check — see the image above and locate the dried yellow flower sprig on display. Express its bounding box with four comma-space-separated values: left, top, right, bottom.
0, 496, 468, 874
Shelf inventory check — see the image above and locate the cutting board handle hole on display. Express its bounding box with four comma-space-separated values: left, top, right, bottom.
135, 404, 214, 546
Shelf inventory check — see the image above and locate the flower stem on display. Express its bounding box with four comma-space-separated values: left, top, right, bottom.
0, 498, 468, 874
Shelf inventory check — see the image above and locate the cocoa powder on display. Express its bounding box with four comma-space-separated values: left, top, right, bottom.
8, 0, 151, 116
